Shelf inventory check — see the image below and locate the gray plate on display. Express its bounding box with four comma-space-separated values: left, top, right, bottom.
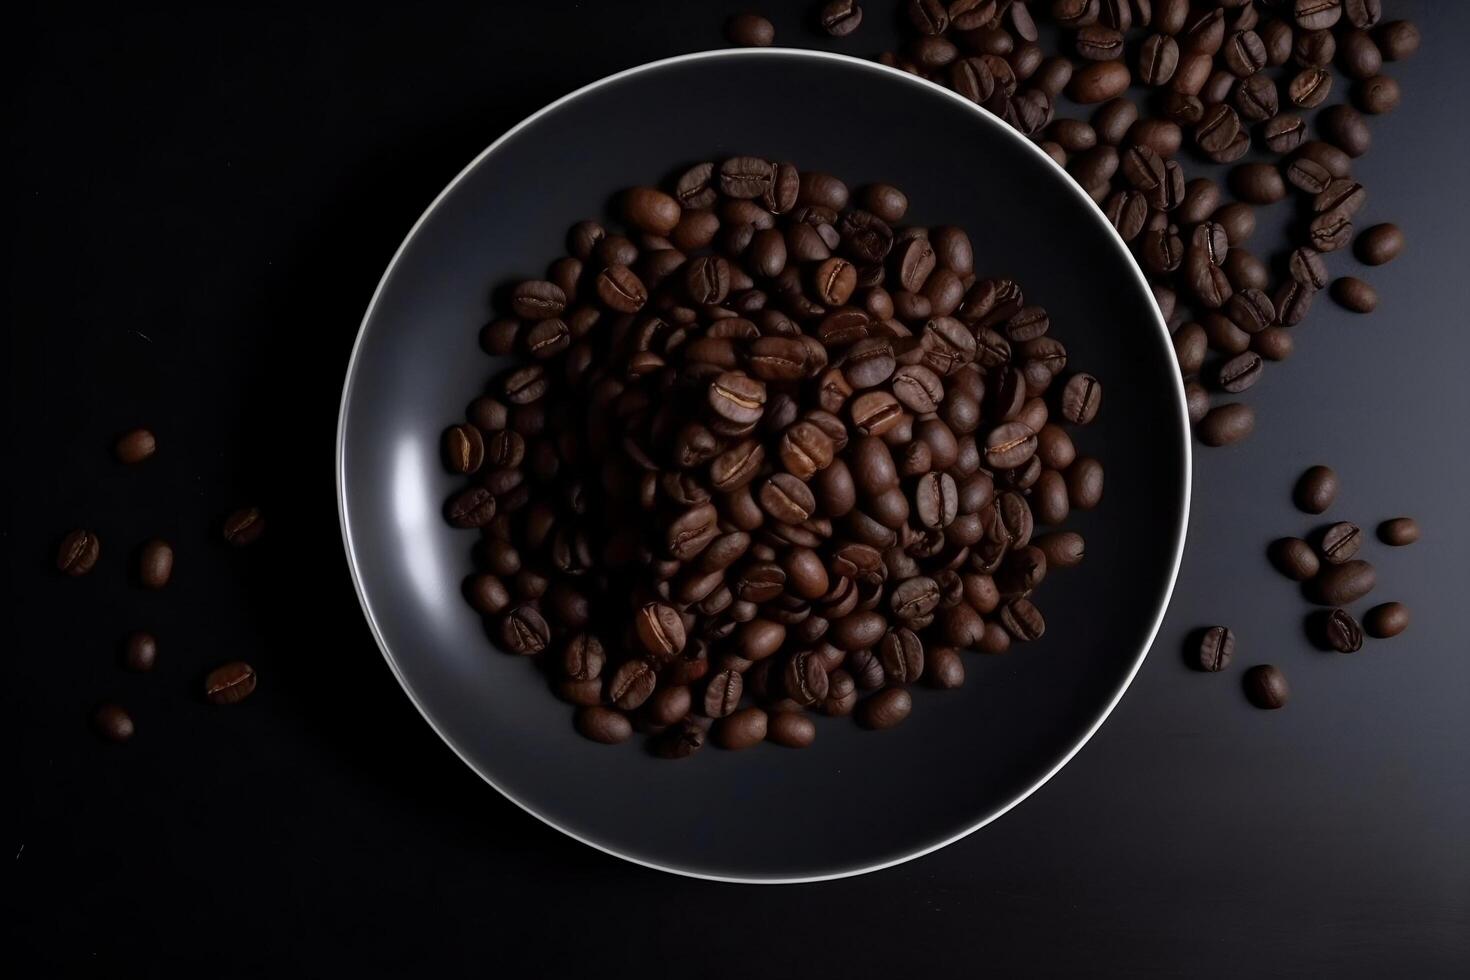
337, 49, 1190, 883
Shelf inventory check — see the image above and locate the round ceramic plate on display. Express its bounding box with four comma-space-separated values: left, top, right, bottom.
337, 49, 1190, 883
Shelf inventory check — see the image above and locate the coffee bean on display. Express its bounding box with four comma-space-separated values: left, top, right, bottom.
1331, 277, 1377, 313
1270, 538, 1320, 581
511, 280, 566, 320
1310, 559, 1375, 606
1323, 608, 1364, 653
1243, 664, 1288, 709
1374, 20, 1419, 61
1183, 380, 1209, 423
1196, 626, 1234, 671
1000, 598, 1045, 641
1229, 163, 1285, 204
1364, 602, 1408, 638
204, 661, 257, 704
114, 427, 157, 464
1319, 522, 1362, 564
122, 631, 158, 672
1320, 104, 1370, 157
1377, 517, 1418, 546
440, 426, 485, 481
1294, 465, 1338, 513
1198, 403, 1253, 446
57, 529, 101, 576
93, 704, 135, 741
500, 605, 550, 655
1060, 373, 1102, 424
1356, 223, 1403, 265
1069, 60, 1131, 103
857, 687, 912, 730
714, 706, 769, 749
1216, 352, 1263, 393
1339, 29, 1383, 79
577, 706, 633, 744
767, 711, 817, 748
139, 539, 173, 589
635, 602, 687, 659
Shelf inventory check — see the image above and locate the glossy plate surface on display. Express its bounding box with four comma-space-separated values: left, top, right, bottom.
338, 49, 1190, 883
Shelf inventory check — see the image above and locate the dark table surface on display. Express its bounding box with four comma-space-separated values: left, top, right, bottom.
7, 2, 1468, 976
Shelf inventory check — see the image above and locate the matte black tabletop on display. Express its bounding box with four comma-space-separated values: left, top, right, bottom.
7, 2, 1468, 975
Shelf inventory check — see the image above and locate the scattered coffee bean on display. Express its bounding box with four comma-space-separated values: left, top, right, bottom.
1198, 403, 1254, 446
115, 428, 157, 464
139, 539, 174, 589
726, 12, 775, 47
1355, 223, 1403, 265
576, 706, 633, 744
93, 703, 135, 742
767, 711, 817, 747
204, 661, 257, 704
1294, 465, 1338, 514
714, 706, 769, 749
1318, 521, 1362, 564
1331, 276, 1377, 312
1377, 517, 1418, 546
818, 0, 864, 37
1363, 601, 1408, 638
856, 687, 912, 730
1269, 538, 1320, 581
1323, 608, 1363, 653
1243, 664, 1289, 709
57, 529, 101, 576
123, 631, 158, 671
1195, 626, 1234, 672
1310, 558, 1375, 606
222, 507, 266, 546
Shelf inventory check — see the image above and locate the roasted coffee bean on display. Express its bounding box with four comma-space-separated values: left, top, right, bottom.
1195, 626, 1234, 672
115, 427, 157, 464
767, 711, 817, 748
1060, 373, 1102, 424
511, 280, 566, 320
1310, 559, 1376, 606
1225, 250, 1269, 291
1294, 465, 1338, 513
1339, 29, 1383, 79
1270, 538, 1320, 581
1356, 223, 1403, 265
1251, 327, 1294, 362
123, 631, 158, 672
1184, 380, 1209, 423
714, 706, 768, 749
501, 605, 551, 654
1068, 60, 1131, 103
93, 704, 135, 742
1320, 103, 1370, 157
726, 12, 775, 46
204, 661, 257, 704
1319, 522, 1362, 564
1198, 403, 1254, 446
1216, 352, 1263, 393
1243, 664, 1288, 709
1262, 114, 1305, 153
139, 539, 173, 589
857, 687, 912, 730
1375, 20, 1419, 61
1332, 277, 1377, 313
1378, 517, 1419, 546
577, 707, 633, 744
1000, 598, 1045, 641
1364, 602, 1408, 638
1230, 163, 1285, 205
57, 529, 101, 576
1274, 280, 1315, 326
1320, 608, 1363, 653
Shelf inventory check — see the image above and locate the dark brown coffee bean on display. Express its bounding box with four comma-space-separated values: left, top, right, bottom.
1068, 60, 1131, 103
1323, 608, 1364, 653
720, 156, 774, 199
139, 539, 173, 589
1319, 522, 1363, 564
122, 631, 158, 672
857, 687, 912, 730
576, 706, 633, 744
1310, 559, 1376, 606
204, 661, 257, 704
1060, 373, 1102, 424
766, 712, 817, 748
1364, 602, 1408, 638
714, 706, 768, 749
1138, 33, 1180, 85
1251, 327, 1294, 362
1332, 277, 1377, 313
1196, 626, 1234, 671
850, 390, 903, 437
635, 602, 686, 660
1374, 20, 1419, 61
222, 506, 266, 547
1184, 380, 1209, 423
1243, 664, 1288, 709
1270, 538, 1320, 581
1215, 352, 1263, 393
1320, 104, 1370, 157
1230, 163, 1285, 204
1294, 465, 1338, 513
1356, 223, 1403, 265
1000, 598, 1045, 641
1262, 113, 1305, 153
500, 605, 550, 654
1378, 517, 1419, 546
759, 473, 816, 524
115, 427, 157, 464
1198, 403, 1254, 446
57, 529, 101, 576
93, 703, 135, 741
708, 371, 766, 427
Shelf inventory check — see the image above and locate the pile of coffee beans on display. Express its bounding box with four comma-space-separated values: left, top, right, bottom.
726, 1, 1417, 447
55, 428, 265, 741
447, 158, 1104, 755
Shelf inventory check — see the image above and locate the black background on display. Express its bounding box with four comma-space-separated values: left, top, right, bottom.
7, 2, 1468, 976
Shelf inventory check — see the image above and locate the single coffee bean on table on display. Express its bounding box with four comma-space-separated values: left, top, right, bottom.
1195, 626, 1234, 672
1377, 517, 1418, 546
1243, 664, 1289, 710
1294, 465, 1338, 514
57, 529, 101, 576
222, 506, 266, 546
1321, 608, 1364, 653
138, 538, 174, 589
1331, 276, 1377, 312
93, 703, 135, 742
1363, 601, 1408, 638
123, 631, 158, 672
725, 13, 775, 48
440, 157, 1103, 755
204, 661, 258, 704
1269, 537, 1320, 581
115, 428, 157, 464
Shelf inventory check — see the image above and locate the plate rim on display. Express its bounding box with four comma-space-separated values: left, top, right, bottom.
336, 47, 1193, 885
